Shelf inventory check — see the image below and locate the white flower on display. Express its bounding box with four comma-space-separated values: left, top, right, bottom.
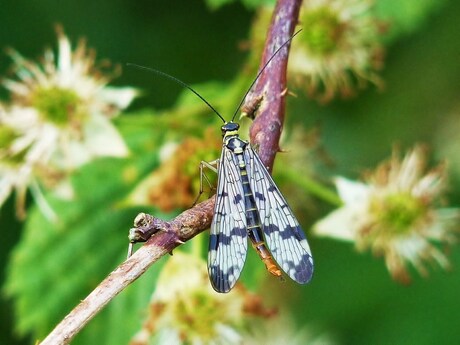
0, 27, 138, 217
314, 146, 459, 283
130, 252, 246, 345
289, 0, 384, 102
0, 156, 32, 218
130, 251, 282, 345
2, 27, 137, 168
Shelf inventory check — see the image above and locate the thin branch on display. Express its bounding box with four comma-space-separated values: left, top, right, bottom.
244, 0, 302, 173
40, 0, 302, 343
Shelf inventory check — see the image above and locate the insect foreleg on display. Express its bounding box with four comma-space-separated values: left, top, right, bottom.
193, 159, 219, 206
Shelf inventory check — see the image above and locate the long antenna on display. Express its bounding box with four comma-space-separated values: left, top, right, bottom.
126, 63, 226, 123
230, 29, 302, 122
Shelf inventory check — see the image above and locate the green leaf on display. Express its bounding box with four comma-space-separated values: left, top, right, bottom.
3, 111, 172, 343
74, 257, 167, 345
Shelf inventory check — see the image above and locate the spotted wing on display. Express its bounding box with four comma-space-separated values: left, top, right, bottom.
245, 146, 313, 284
208, 146, 248, 293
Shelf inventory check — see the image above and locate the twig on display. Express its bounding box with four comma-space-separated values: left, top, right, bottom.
245, 0, 302, 173
40, 0, 302, 343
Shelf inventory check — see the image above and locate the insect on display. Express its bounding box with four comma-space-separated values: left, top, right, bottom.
128, 30, 313, 293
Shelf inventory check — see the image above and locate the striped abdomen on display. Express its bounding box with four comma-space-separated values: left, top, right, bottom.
234, 147, 281, 278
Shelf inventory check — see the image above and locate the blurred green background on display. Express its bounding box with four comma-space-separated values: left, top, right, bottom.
1, 0, 460, 344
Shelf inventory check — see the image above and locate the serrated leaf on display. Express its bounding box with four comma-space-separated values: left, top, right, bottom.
3, 111, 174, 343
74, 256, 167, 345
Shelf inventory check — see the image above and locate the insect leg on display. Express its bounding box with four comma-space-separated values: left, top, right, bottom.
193, 159, 219, 206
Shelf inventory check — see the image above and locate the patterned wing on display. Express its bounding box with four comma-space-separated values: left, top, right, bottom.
245, 146, 313, 284
208, 147, 248, 293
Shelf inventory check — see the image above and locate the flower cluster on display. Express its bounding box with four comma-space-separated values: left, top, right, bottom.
130, 251, 331, 345
127, 127, 221, 212
314, 146, 459, 283
130, 252, 277, 345
288, 0, 385, 102
0, 27, 137, 218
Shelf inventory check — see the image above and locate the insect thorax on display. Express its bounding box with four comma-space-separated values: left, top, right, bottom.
225, 136, 247, 154
221, 122, 247, 153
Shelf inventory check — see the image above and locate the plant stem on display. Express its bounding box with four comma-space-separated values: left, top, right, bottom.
246, 0, 303, 172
